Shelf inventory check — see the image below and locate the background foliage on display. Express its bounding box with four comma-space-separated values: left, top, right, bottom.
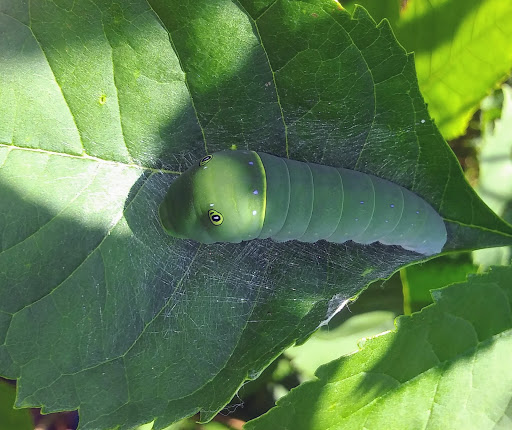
342, 0, 512, 140
0, 0, 511, 429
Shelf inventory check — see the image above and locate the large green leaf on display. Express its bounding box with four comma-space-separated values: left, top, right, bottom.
0, 1, 511, 429
246, 265, 512, 430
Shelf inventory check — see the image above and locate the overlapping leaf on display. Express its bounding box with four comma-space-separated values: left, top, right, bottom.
246, 266, 512, 430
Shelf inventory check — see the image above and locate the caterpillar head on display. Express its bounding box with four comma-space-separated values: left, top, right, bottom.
159, 151, 266, 243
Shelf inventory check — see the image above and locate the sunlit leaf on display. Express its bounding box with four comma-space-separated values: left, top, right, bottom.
342, 0, 512, 140
246, 266, 512, 430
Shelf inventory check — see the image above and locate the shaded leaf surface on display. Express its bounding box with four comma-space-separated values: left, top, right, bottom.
247, 266, 512, 430
0, 1, 511, 429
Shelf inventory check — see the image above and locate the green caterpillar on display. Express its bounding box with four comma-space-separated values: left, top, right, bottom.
159, 150, 447, 255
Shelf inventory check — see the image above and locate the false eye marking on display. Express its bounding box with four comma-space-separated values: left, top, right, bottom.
199, 155, 213, 166
208, 209, 223, 226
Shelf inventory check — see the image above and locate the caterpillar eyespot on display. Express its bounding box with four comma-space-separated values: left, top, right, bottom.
199, 155, 212, 166
159, 150, 447, 255
208, 209, 223, 226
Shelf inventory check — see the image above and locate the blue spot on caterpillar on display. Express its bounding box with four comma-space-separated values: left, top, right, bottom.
159, 150, 447, 255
